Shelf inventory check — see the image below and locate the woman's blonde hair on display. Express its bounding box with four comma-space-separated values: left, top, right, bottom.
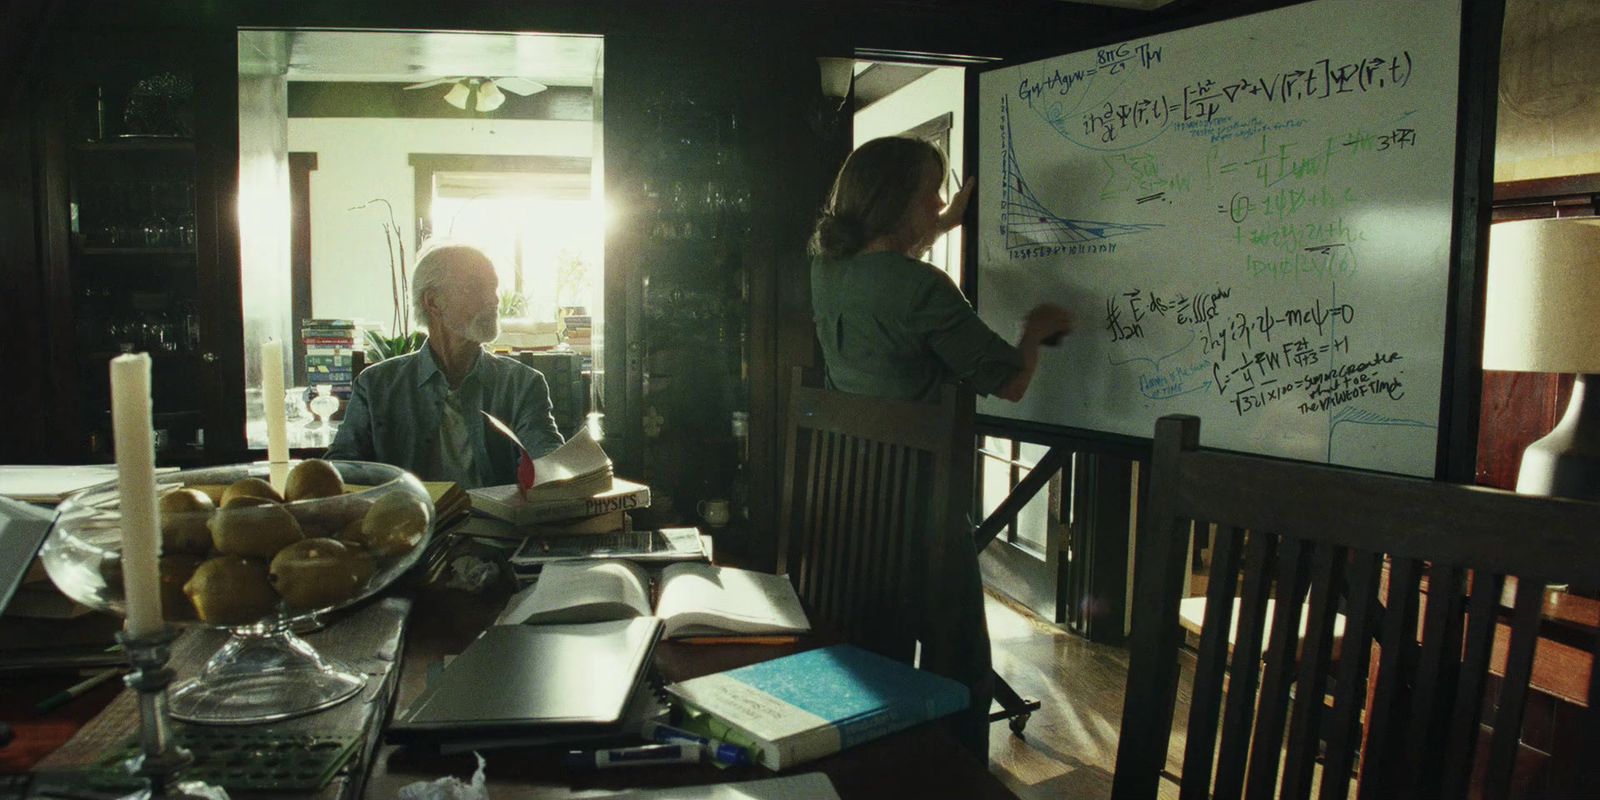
809, 136, 946, 259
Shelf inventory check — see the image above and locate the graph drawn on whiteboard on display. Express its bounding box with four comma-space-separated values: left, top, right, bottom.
999, 94, 1164, 254
973, 0, 1469, 477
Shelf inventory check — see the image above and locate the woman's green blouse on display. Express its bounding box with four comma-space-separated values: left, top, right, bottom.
811, 251, 1024, 402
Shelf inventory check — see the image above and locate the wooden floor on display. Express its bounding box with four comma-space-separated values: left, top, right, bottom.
984, 589, 1193, 800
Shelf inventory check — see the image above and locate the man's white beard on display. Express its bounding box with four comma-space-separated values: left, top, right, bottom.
458, 310, 499, 343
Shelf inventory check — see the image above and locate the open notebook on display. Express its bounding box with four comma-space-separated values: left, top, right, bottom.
497, 561, 810, 640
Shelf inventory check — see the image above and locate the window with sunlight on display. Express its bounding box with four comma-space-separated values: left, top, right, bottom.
429, 170, 600, 324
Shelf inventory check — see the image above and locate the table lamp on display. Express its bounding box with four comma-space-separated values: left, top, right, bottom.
1483, 217, 1600, 499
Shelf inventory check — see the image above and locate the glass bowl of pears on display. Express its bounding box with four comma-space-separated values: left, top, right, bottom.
41, 459, 433, 725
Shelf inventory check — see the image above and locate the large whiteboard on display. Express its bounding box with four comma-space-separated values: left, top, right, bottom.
973, 0, 1465, 477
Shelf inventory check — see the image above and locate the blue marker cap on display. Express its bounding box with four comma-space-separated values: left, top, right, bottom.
641, 720, 752, 766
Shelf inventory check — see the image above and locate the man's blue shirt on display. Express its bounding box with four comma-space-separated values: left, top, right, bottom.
326, 343, 564, 488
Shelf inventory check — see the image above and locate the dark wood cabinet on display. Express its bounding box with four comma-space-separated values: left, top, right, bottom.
604, 41, 757, 529
30, 27, 239, 466
601, 35, 845, 568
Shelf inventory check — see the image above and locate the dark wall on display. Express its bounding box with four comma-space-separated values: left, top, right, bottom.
0, 2, 59, 463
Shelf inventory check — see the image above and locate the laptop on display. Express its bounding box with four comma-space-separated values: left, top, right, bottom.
388, 616, 663, 746
0, 496, 56, 615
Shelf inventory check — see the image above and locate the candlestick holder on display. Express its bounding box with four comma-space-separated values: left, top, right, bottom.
114, 626, 227, 799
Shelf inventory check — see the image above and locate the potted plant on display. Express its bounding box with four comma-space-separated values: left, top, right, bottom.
349, 198, 426, 362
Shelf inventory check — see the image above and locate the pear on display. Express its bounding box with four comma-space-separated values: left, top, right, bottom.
347, 492, 429, 556
159, 487, 215, 555
221, 477, 282, 507
207, 500, 304, 559
285, 459, 344, 502
159, 554, 204, 621
268, 538, 374, 610
183, 556, 278, 625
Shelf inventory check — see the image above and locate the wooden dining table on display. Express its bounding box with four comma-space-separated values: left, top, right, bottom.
11, 535, 1019, 799
364, 562, 1019, 799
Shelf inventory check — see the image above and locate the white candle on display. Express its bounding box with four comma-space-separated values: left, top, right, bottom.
110, 354, 163, 637
262, 338, 288, 492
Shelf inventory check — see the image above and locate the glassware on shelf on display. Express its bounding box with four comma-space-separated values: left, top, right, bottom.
284, 387, 308, 425
308, 385, 340, 429
180, 183, 196, 247
178, 301, 201, 351
140, 184, 170, 248
40, 461, 435, 724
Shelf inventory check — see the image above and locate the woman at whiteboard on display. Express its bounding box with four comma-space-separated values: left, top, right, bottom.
810, 136, 1072, 403
808, 136, 1073, 760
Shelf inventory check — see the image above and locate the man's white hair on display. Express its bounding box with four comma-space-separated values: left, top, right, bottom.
411, 242, 493, 329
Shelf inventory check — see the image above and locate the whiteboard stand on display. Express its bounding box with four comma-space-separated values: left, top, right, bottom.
973, 447, 1066, 737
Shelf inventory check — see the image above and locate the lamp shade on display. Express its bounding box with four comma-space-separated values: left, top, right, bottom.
1483, 218, 1600, 373
475, 80, 506, 112
443, 81, 471, 110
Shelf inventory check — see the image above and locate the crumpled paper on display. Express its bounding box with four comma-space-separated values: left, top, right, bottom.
118, 781, 230, 799
397, 752, 489, 799
445, 554, 499, 592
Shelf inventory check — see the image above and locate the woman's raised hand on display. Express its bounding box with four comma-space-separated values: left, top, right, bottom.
1023, 303, 1074, 345
937, 176, 976, 234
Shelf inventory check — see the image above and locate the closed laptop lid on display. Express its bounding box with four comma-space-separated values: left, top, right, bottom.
0, 496, 56, 614
398, 616, 662, 732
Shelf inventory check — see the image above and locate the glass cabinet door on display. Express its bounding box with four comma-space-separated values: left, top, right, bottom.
54, 32, 209, 465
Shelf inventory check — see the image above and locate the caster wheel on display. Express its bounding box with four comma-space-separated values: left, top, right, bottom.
1009, 712, 1030, 736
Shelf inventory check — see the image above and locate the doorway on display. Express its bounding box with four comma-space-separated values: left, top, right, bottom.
235, 29, 604, 449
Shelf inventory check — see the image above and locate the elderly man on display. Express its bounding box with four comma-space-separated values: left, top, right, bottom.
328, 243, 564, 487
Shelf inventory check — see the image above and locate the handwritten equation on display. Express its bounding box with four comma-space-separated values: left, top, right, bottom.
1102, 285, 1403, 418
1078, 51, 1414, 144
1017, 41, 1163, 106
1217, 345, 1405, 417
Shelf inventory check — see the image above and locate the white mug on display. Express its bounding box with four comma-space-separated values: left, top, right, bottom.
697, 498, 731, 527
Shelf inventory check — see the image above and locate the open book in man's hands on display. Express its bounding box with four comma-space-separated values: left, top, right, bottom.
497, 561, 811, 640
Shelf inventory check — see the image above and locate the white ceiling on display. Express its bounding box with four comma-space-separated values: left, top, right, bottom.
240, 29, 602, 87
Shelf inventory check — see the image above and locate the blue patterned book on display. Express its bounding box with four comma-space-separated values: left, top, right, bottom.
664, 644, 969, 770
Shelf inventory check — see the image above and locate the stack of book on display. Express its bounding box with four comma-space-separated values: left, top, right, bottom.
495, 318, 560, 351
468, 429, 650, 536
559, 311, 592, 371
301, 318, 357, 406
421, 481, 471, 527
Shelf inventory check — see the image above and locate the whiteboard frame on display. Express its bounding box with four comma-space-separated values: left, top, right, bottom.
960, 0, 1504, 481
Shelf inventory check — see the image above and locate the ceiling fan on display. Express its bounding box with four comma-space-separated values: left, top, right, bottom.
403, 76, 548, 112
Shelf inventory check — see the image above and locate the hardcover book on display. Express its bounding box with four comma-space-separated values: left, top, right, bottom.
469, 477, 650, 526
664, 644, 968, 770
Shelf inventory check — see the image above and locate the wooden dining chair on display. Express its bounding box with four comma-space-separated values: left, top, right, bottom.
1112, 414, 1600, 800
776, 368, 972, 664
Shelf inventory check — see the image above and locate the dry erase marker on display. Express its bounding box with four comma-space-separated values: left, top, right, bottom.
565, 743, 700, 770
642, 720, 752, 766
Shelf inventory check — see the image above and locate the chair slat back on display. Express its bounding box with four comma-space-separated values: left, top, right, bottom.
777, 368, 970, 663
1113, 414, 1600, 800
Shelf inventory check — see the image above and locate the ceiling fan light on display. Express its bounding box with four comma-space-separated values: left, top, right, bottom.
443, 81, 471, 110
476, 80, 506, 112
